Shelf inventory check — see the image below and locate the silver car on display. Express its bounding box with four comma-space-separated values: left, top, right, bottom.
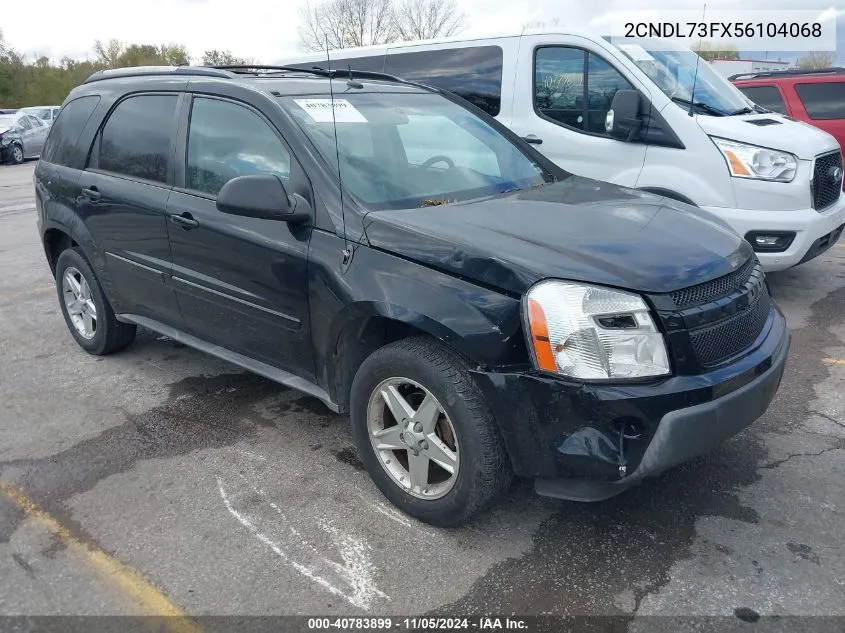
20, 105, 61, 126
0, 112, 49, 164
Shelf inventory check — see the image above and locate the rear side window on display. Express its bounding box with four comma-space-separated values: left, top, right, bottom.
794, 82, 845, 120
383, 46, 504, 117
42, 96, 101, 166
737, 85, 787, 115
186, 97, 292, 196
98, 94, 178, 184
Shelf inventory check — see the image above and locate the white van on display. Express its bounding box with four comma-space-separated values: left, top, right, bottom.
282, 30, 845, 271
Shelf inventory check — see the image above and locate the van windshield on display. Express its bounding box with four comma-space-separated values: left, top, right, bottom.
279, 92, 558, 210
614, 40, 752, 116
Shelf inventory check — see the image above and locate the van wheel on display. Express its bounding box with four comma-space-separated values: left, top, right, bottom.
9, 144, 24, 165
350, 337, 512, 526
55, 248, 136, 355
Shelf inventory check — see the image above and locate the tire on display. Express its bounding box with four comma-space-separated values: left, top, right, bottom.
350, 336, 512, 526
9, 144, 24, 165
55, 247, 136, 355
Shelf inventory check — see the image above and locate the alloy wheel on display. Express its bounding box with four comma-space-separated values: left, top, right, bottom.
367, 377, 459, 499
62, 267, 97, 339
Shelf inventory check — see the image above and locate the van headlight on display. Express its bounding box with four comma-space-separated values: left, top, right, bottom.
524, 280, 670, 380
711, 137, 797, 182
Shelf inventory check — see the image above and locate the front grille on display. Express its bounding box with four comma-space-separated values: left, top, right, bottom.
670, 257, 756, 308
812, 151, 842, 211
689, 288, 771, 367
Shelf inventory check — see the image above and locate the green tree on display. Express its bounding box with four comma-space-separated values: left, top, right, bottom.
693, 41, 740, 61
797, 51, 836, 69
202, 49, 248, 66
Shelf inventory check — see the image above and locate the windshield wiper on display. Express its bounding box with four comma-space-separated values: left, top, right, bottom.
671, 97, 727, 117
728, 106, 755, 116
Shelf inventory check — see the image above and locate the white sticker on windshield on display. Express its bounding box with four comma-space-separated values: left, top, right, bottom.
294, 98, 367, 123
617, 44, 655, 62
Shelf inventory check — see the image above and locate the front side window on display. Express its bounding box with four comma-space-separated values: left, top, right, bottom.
98, 94, 178, 184
280, 91, 558, 210
535, 47, 633, 136
737, 85, 788, 115
794, 82, 845, 120
186, 97, 292, 197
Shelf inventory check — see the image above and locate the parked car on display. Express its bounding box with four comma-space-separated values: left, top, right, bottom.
732, 68, 845, 194
0, 108, 18, 114
21, 105, 62, 126
284, 32, 845, 271
35, 66, 789, 525
0, 111, 49, 163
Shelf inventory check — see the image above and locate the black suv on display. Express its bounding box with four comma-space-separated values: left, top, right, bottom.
35, 65, 789, 526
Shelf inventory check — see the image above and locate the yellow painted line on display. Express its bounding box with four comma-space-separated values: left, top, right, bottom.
823, 358, 845, 366
0, 284, 55, 301
0, 481, 202, 633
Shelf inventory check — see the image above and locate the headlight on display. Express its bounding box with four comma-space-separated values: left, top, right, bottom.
524, 280, 670, 380
711, 137, 797, 182
0, 136, 10, 147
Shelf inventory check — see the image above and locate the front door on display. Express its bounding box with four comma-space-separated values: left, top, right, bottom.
510, 36, 649, 187
167, 95, 314, 377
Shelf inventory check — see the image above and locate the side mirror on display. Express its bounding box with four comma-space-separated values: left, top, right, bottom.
216, 174, 310, 223
605, 90, 643, 142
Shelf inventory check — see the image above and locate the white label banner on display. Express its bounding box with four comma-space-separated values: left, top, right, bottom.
293, 98, 367, 123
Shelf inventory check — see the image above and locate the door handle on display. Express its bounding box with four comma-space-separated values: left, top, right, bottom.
522, 134, 543, 145
169, 213, 199, 229
81, 186, 101, 202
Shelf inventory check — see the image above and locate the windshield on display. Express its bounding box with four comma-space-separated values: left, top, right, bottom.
279, 92, 557, 210
614, 40, 752, 115
23, 107, 51, 120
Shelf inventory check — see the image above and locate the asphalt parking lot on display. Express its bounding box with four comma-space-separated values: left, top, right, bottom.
1, 160, 844, 627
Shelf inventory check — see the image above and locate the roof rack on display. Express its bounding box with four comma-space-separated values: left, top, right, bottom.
211, 64, 411, 84
729, 67, 845, 81
84, 65, 234, 84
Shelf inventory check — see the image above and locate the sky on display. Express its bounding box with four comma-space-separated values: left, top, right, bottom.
3, 0, 845, 64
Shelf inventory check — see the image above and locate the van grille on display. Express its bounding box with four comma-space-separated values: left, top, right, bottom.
812, 151, 842, 211
669, 257, 756, 308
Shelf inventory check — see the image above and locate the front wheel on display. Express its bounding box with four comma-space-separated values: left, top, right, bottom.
8, 144, 24, 165
350, 337, 512, 526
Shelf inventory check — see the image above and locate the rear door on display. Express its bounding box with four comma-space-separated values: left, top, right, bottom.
510, 35, 648, 186
166, 94, 315, 377
78, 92, 184, 326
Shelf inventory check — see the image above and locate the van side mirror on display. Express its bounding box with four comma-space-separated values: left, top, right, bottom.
216, 174, 310, 223
605, 90, 643, 141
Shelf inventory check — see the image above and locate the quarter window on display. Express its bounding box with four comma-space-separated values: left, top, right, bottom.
186, 97, 292, 197
98, 94, 178, 184
535, 47, 633, 136
794, 82, 845, 120
42, 96, 101, 166
737, 85, 787, 115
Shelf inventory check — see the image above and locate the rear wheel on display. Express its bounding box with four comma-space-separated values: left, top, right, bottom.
350, 337, 512, 526
55, 248, 136, 355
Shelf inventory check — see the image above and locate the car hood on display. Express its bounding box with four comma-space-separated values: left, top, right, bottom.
695, 112, 839, 160
0, 125, 12, 135
363, 177, 752, 296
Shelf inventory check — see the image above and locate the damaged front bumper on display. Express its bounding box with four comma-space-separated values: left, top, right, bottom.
472, 306, 790, 501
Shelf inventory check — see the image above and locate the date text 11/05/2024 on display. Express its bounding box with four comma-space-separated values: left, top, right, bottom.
307, 617, 529, 630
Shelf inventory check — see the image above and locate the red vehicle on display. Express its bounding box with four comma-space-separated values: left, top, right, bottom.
731, 68, 845, 186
